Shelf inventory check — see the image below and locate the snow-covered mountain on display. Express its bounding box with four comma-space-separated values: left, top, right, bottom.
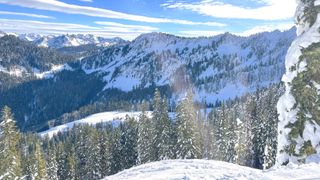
17, 33, 126, 48
104, 159, 320, 180
0, 28, 296, 131
82, 28, 296, 103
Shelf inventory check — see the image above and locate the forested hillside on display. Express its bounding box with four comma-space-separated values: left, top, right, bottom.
0, 86, 281, 179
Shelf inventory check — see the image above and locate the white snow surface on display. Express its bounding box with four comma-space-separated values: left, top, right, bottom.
276, 1, 320, 164
34, 64, 73, 79
104, 159, 320, 180
39, 111, 169, 138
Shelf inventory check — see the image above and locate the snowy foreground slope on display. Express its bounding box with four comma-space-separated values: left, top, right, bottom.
104, 159, 320, 180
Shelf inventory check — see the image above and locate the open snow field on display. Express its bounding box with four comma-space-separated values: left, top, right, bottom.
104, 159, 320, 180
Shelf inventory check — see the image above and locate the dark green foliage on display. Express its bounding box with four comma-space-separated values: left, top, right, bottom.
289, 43, 320, 158
0, 70, 105, 132
0, 106, 22, 179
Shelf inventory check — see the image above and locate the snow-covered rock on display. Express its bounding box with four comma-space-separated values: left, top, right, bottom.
104, 159, 320, 180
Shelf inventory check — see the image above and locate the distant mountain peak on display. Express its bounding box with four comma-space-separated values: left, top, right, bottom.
16, 33, 126, 48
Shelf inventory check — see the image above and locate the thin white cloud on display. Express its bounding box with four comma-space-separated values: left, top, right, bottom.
177, 23, 294, 38
0, 19, 159, 40
0, 10, 54, 19
177, 30, 225, 37
162, 0, 297, 20
79, 0, 93, 2
0, 0, 226, 27
235, 23, 295, 36
95, 21, 158, 32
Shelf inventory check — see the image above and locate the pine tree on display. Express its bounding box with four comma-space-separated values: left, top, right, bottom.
46, 139, 58, 180
97, 129, 111, 177
150, 89, 162, 161
263, 137, 273, 170
206, 109, 217, 160
109, 127, 122, 175
74, 125, 100, 179
277, 0, 320, 164
65, 146, 76, 180
0, 106, 22, 180
175, 90, 201, 159
158, 98, 174, 160
225, 111, 237, 163
137, 102, 153, 164
214, 103, 228, 161
120, 116, 138, 170
34, 141, 47, 180
56, 142, 67, 179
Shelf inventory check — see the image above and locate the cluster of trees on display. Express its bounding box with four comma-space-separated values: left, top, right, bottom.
0, 86, 281, 179
205, 85, 280, 169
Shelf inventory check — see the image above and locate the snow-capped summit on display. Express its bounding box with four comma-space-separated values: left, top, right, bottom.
16, 33, 126, 48
0, 30, 6, 38
18, 33, 43, 42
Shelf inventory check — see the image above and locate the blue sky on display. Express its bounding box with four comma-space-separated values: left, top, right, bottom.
0, 0, 296, 40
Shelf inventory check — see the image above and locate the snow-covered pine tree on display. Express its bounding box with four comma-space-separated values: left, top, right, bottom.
137, 102, 153, 164
34, 141, 48, 180
234, 117, 247, 165
109, 127, 122, 174
263, 138, 273, 170
151, 89, 162, 161
46, 140, 58, 180
65, 146, 76, 180
225, 111, 237, 163
120, 116, 138, 170
158, 97, 174, 160
74, 125, 100, 179
175, 90, 201, 159
97, 129, 111, 177
0, 106, 22, 180
56, 142, 67, 179
277, 0, 320, 164
243, 96, 255, 167
262, 90, 278, 169
206, 109, 218, 160
251, 91, 265, 169
214, 103, 228, 161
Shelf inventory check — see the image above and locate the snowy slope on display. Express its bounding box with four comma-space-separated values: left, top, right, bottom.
104, 159, 320, 180
39, 111, 152, 138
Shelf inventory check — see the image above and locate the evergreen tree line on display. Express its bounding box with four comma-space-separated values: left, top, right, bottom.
0, 86, 281, 179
